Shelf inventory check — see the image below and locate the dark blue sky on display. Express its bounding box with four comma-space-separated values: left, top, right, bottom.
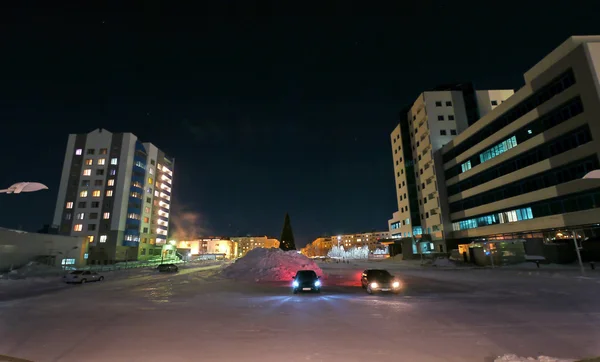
1, 3, 599, 247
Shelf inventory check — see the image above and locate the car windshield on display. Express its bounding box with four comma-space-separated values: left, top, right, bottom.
296, 270, 317, 280
367, 270, 392, 279
70, 271, 84, 275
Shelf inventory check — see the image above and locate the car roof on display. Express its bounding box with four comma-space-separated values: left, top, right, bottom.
364, 269, 389, 272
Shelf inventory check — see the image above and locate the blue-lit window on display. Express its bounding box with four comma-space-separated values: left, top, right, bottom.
413, 226, 422, 236
479, 136, 518, 164
452, 206, 533, 231
461, 161, 472, 173
391, 222, 401, 230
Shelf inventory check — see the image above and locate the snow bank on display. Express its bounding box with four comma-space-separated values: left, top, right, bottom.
431, 257, 456, 268
6, 262, 65, 279
495, 354, 574, 362
222, 248, 323, 282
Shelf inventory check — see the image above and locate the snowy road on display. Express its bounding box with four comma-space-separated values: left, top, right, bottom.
1, 262, 599, 362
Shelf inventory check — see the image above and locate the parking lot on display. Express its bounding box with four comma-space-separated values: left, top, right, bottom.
1, 261, 599, 362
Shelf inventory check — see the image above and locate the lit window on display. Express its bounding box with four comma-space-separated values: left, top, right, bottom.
148, 177, 153, 184
98, 159, 106, 166
86, 235, 94, 243
110, 169, 116, 176
85, 159, 93, 165
80, 190, 88, 197
83, 169, 92, 176
107, 179, 115, 186
99, 235, 107, 243
74, 224, 83, 232
92, 190, 101, 197
111, 158, 118, 165
76, 212, 85, 220
103, 212, 110, 219
66, 202, 73, 209
461, 161, 472, 173
149, 168, 154, 175
106, 190, 113, 197
75, 149, 83, 155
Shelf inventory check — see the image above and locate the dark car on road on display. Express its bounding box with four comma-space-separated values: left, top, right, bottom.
292, 270, 321, 294
361, 269, 402, 294
157, 263, 179, 273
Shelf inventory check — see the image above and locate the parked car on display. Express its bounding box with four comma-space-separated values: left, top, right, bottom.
157, 263, 179, 273
360, 269, 402, 294
292, 270, 321, 294
63, 270, 104, 284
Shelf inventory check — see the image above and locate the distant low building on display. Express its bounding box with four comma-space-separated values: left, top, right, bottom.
177, 238, 238, 260
230, 236, 280, 257
301, 237, 333, 257
332, 231, 391, 250
0, 227, 88, 271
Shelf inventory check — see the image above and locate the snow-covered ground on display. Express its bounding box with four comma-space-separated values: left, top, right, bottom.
0, 260, 599, 362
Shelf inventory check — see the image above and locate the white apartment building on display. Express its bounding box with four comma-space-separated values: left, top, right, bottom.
388, 84, 514, 253
52, 128, 175, 264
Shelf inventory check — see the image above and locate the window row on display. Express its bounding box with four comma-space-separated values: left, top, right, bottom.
65, 212, 111, 220
83, 168, 117, 177
447, 125, 592, 196
449, 155, 600, 213
451, 187, 600, 231
439, 129, 457, 136
453, 207, 533, 231
81, 179, 115, 187
437, 115, 455, 121
435, 101, 453, 107
442, 69, 576, 163
73, 223, 110, 232
76, 189, 113, 198
75, 148, 108, 156
66, 200, 109, 209
445, 96, 584, 180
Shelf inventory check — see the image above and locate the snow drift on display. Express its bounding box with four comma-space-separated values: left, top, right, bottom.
495, 354, 575, 362
5, 261, 65, 279
222, 248, 323, 282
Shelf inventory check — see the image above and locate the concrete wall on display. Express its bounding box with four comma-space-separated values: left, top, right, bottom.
0, 228, 87, 271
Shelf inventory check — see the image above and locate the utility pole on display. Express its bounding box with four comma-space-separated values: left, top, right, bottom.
572, 230, 585, 276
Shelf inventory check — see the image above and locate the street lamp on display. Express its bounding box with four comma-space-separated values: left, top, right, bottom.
573, 170, 600, 275
0, 182, 48, 194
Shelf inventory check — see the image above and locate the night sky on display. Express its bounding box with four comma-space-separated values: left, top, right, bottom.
2, 3, 599, 247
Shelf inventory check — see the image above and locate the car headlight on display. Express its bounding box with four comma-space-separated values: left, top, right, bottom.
370, 282, 378, 289
392, 281, 401, 288
292, 281, 299, 287
314, 280, 321, 287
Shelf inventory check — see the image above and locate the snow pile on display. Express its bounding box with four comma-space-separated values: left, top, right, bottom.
495, 354, 575, 362
222, 248, 323, 282
431, 257, 457, 268
6, 262, 65, 279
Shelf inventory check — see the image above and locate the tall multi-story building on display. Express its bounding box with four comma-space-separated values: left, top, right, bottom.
388, 84, 514, 253
437, 36, 600, 254
52, 128, 175, 264
231, 236, 280, 257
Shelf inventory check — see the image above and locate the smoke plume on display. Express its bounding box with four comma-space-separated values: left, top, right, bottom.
170, 203, 210, 241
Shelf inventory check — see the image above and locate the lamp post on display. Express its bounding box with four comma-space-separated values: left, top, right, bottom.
0, 182, 48, 194
573, 170, 600, 275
